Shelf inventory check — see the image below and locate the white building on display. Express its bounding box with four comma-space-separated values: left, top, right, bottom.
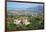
14, 17, 30, 25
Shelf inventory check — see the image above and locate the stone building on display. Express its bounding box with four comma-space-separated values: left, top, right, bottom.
14, 16, 30, 25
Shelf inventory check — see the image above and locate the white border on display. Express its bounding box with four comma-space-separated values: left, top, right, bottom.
8, 0, 44, 2
0, 0, 5, 32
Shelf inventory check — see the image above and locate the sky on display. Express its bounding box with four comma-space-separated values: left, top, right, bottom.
7, 2, 43, 11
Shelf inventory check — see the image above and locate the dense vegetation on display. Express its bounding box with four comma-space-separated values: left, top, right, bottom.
7, 13, 44, 31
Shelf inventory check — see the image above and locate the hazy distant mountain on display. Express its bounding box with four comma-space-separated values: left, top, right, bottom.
7, 5, 43, 16
7, 9, 43, 16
